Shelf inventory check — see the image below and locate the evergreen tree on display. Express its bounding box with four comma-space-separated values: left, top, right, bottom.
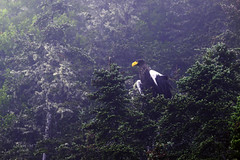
85, 63, 137, 159
178, 43, 239, 102
0, 0, 240, 159
0, 1, 92, 159
85, 64, 157, 159
154, 43, 240, 159
229, 96, 240, 159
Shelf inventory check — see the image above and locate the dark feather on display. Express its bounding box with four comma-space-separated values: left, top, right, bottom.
155, 75, 172, 98
132, 59, 172, 98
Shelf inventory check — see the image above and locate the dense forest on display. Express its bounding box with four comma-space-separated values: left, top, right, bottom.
0, 0, 239, 159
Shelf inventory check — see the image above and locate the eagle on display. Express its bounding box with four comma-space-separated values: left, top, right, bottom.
132, 59, 172, 98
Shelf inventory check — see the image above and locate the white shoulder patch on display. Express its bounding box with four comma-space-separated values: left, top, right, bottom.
149, 70, 163, 86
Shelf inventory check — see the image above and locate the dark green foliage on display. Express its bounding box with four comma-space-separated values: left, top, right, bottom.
85, 64, 160, 159
178, 43, 239, 101
152, 43, 240, 159
179, 43, 239, 101
0, 0, 240, 159
151, 94, 195, 159
89, 64, 130, 106
85, 64, 137, 159
229, 96, 240, 159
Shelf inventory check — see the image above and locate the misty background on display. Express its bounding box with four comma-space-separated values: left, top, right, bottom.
0, 0, 239, 159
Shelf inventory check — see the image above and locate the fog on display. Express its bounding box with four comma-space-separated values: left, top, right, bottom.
0, 0, 239, 159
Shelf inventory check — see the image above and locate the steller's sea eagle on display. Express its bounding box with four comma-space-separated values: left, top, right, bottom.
132, 59, 172, 98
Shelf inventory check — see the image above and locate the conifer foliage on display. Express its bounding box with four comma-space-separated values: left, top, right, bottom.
155, 43, 240, 159
86, 64, 157, 159
230, 96, 240, 159
0, 0, 240, 159
86, 64, 137, 159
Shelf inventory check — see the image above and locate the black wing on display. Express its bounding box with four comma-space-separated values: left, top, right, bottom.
155, 75, 172, 98
150, 70, 172, 98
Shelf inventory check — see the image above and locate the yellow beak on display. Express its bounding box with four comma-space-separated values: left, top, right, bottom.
132, 61, 138, 67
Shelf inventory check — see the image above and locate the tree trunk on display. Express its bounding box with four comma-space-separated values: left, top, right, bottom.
42, 110, 52, 160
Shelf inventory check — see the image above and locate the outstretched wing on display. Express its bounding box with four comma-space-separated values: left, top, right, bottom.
149, 70, 172, 98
